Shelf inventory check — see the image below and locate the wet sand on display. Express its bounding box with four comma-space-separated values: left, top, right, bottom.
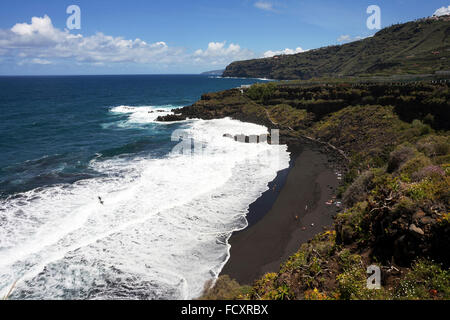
221, 144, 340, 285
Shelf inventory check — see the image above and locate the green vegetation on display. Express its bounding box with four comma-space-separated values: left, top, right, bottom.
244, 81, 450, 130
246, 82, 277, 104
395, 260, 450, 299
202, 233, 450, 300
177, 77, 449, 301
223, 17, 450, 80
199, 275, 251, 300
266, 104, 310, 129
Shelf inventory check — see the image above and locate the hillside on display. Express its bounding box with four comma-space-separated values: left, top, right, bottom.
222, 16, 450, 80
158, 79, 450, 300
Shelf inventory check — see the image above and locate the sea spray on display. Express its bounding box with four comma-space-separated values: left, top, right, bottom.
0, 114, 289, 299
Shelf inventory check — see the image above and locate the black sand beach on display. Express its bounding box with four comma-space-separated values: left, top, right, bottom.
221, 144, 341, 284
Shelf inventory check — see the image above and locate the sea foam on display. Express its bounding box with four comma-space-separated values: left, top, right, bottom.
0, 110, 289, 299
109, 105, 181, 125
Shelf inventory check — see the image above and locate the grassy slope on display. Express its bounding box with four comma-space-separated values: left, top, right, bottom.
193, 81, 450, 300
222, 17, 450, 80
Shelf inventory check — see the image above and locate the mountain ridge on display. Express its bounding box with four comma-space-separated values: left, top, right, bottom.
222, 16, 450, 80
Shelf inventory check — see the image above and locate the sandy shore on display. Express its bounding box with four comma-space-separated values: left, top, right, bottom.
221, 144, 341, 284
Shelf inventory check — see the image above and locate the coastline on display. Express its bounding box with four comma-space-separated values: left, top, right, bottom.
160, 90, 349, 287
162, 76, 449, 299
220, 143, 342, 285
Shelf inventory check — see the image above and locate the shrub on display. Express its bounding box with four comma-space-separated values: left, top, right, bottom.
336, 260, 391, 300
336, 264, 367, 300
335, 202, 369, 244
304, 288, 329, 300
338, 249, 362, 271
411, 119, 432, 135
250, 273, 294, 300
387, 144, 417, 173
406, 177, 445, 201
281, 250, 307, 273
416, 135, 450, 158
394, 260, 450, 299
434, 154, 450, 165
200, 275, 249, 300
411, 165, 446, 182
393, 196, 417, 215
343, 170, 375, 207
246, 83, 276, 103
399, 154, 432, 178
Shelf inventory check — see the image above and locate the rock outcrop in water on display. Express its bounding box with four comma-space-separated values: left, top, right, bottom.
155, 114, 187, 121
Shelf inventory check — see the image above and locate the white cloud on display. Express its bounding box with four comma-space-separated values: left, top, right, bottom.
17, 58, 52, 66
0, 15, 256, 70
193, 41, 255, 65
254, 1, 274, 12
337, 35, 364, 43
263, 47, 306, 58
433, 6, 450, 16
31, 58, 52, 64
337, 35, 351, 43
0, 15, 182, 66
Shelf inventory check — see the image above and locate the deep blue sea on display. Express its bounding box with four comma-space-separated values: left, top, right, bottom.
0, 75, 289, 299
0, 75, 266, 196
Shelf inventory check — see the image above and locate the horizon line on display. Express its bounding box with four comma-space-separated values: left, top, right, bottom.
0, 73, 215, 77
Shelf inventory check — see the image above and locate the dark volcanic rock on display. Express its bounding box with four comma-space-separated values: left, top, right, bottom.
336, 200, 450, 267
156, 114, 187, 122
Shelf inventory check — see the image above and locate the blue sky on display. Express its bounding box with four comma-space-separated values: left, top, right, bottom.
0, 0, 448, 75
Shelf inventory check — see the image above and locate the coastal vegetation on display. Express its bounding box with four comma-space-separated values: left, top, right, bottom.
222, 16, 450, 80
162, 79, 450, 300
161, 15, 450, 299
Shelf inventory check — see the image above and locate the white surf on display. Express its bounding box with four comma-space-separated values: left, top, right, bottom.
0, 107, 290, 300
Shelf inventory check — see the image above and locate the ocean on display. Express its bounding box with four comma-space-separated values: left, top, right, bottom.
0, 75, 290, 299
